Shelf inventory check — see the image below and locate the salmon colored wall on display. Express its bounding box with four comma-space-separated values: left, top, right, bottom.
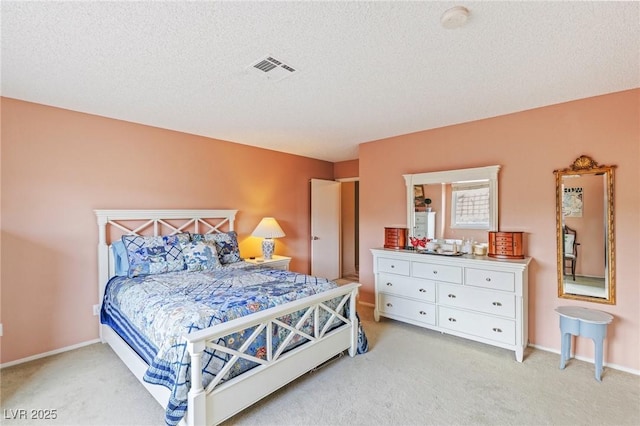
359, 89, 639, 371
0, 100, 3, 361
334, 159, 358, 179
0, 98, 333, 364
341, 182, 357, 277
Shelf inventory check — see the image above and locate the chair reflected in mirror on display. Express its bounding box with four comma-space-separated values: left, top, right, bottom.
563, 225, 579, 280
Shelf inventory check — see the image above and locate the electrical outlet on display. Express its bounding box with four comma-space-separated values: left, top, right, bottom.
92, 304, 100, 316
0, 323, 3, 337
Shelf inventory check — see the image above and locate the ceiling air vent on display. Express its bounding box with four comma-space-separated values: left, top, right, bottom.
248, 56, 298, 81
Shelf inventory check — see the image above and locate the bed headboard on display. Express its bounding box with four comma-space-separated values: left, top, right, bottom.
94, 209, 238, 308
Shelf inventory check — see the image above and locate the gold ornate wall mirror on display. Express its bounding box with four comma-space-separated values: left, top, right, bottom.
554, 155, 616, 304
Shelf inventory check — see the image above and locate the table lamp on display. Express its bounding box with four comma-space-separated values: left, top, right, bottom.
252, 217, 285, 260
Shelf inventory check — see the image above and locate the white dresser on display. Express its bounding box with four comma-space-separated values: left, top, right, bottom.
371, 248, 531, 361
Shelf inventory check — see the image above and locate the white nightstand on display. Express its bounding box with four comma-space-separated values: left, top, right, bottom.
245, 255, 291, 271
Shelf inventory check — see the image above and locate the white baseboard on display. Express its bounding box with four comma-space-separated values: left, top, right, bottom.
528, 343, 640, 376
0, 339, 101, 369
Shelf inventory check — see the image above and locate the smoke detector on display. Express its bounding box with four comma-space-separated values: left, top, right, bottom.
248, 56, 298, 81
441, 6, 470, 29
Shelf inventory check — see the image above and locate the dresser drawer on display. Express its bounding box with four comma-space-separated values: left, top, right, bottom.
378, 257, 410, 275
437, 283, 515, 318
438, 306, 515, 345
378, 293, 436, 326
465, 268, 515, 292
378, 273, 436, 303
412, 262, 462, 284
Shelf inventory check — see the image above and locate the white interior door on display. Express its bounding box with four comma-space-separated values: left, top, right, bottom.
311, 179, 341, 279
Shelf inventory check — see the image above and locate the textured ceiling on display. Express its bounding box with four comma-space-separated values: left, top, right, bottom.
2, 1, 639, 162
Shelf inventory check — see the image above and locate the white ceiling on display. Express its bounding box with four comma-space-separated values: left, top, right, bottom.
2, 1, 638, 162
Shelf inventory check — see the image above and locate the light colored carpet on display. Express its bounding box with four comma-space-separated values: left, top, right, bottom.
563, 276, 607, 299
564, 276, 606, 288
2, 305, 638, 426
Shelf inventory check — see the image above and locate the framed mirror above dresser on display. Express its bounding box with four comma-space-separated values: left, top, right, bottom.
403, 165, 500, 243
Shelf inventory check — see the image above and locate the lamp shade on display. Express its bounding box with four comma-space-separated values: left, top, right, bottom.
252, 217, 286, 239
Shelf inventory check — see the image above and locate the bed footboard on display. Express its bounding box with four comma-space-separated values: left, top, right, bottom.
185, 282, 360, 426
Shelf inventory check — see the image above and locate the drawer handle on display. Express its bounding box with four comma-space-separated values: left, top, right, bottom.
485, 277, 492, 282
386, 303, 393, 308
492, 328, 503, 333
391, 265, 395, 268
419, 288, 427, 293
433, 270, 438, 274
492, 302, 502, 306
448, 294, 456, 298
386, 282, 393, 286
448, 317, 457, 322
419, 310, 427, 315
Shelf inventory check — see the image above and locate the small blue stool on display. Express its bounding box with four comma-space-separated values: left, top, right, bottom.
555, 306, 613, 381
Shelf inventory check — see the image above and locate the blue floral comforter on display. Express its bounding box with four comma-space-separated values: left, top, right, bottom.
101, 262, 365, 425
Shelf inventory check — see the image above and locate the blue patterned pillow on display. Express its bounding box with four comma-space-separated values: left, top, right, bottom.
122, 234, 189, 278
191, 231, 242, 264
181, 240, 222, 272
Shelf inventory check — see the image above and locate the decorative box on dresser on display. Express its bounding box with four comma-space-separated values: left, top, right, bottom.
488, 231, 525, 259
371, 248, 531, 362
384, 227, 407, 250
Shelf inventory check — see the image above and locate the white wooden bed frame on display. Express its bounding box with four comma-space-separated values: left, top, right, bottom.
95, 209, 360, 426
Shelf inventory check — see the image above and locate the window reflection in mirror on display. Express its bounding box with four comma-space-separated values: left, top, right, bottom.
451, 181, 490, 229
